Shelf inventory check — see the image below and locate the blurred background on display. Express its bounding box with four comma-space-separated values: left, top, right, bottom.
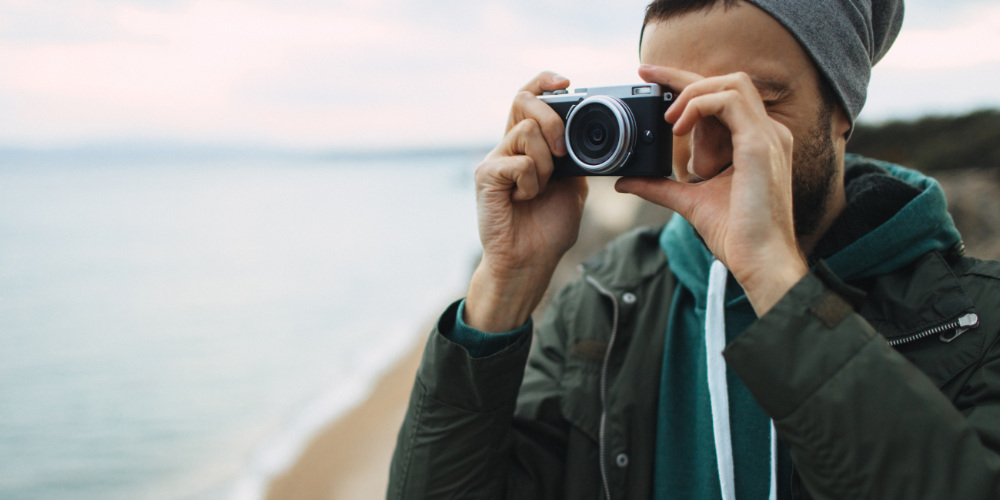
1, 0, 999, 499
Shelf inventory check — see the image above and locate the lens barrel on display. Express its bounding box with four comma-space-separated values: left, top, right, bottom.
565, 95, 636, 174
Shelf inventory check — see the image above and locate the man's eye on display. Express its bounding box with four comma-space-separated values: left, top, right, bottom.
761, 95, 788, 107
759, 89, 792, 107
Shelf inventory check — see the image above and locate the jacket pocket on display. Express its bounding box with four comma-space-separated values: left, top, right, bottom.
888, 321, 984, 389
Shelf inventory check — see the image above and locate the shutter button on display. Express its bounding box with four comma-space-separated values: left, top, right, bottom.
615, 453, 629, 468
622, 293, 637, 304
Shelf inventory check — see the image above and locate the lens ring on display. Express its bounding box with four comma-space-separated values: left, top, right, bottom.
564, 95, 636, 174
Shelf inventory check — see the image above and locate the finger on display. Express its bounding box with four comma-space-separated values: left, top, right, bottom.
513, 119, 556, 194
614, 176, 698, 218
509, 91, 567, 156
519, 71, 570, 95
489, 118, 555, 196
476, 154, 541, 203
615, 167, 734, 221
672, 91, 757, 137
666, 72, 761, 125
638, 64, 702, 93
508, 156, 540, 202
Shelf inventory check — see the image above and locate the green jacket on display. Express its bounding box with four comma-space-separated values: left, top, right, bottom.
388, 226, 1000, 499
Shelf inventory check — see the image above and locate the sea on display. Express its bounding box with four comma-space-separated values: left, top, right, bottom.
0, 150, 484, 499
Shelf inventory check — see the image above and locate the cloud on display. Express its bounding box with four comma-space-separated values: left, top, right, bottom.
0, 0, 997, 148
880, 4, 1000, 70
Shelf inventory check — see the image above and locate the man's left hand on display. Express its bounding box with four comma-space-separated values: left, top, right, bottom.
616, 64, 808, 315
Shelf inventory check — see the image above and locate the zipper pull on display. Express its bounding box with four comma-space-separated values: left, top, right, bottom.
940, 313, 979, 343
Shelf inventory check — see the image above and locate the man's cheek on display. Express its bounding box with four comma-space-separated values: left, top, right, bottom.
689, 116, 734, 180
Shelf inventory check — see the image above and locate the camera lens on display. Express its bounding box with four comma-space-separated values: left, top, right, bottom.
573, 108, 617, 163
588, 123, 606, 145
565, 95, 636, 174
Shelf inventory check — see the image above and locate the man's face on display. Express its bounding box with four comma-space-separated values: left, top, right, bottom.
640, 1, 849, 239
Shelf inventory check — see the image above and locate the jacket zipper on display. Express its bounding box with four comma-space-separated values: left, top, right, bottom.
584, 275, 619, 500
886, 313, 979, 347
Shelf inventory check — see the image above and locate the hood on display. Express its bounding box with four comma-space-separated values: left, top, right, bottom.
661, 155, 963, 295
823, 156, 963, 281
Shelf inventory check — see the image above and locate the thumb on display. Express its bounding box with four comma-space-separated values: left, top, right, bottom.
614, 177, 698, 220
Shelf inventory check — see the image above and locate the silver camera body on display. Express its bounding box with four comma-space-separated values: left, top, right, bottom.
540, 84, 674, 177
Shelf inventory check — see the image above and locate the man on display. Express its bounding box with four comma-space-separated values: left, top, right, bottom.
389, 0, 1000, 498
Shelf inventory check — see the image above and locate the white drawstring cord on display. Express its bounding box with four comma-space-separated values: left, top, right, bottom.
706, 259, 736, 500
769, 420, 778, 500
706, 258, 777, 500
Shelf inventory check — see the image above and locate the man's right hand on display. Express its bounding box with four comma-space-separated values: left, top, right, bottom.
464, 71, 589, 333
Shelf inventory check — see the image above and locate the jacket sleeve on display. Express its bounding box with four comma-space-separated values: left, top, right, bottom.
388, 282, 581, 499
724, 271, 1000, 500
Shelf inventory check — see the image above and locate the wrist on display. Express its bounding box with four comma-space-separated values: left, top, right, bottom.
464, 257, 556, 333
737, 252, 809, 316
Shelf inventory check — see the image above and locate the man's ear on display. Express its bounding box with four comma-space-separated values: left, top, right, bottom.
834, 104, 851, 141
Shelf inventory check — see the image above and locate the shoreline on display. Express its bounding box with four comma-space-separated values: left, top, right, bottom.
263, 329, 426, 500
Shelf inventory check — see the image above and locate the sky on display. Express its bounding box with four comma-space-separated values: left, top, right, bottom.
1, 0, 999, 151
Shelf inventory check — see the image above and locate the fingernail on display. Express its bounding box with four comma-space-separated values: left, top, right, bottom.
553, 73, 568, 83
615, 179, 630, 193
639, 64, 654, 70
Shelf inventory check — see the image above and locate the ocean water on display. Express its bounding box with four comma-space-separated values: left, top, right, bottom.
0, 153, 482, 499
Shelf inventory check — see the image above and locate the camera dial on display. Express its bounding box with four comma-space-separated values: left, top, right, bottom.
564, 95, 636, 174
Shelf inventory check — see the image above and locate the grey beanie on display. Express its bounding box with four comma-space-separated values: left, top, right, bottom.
744, 0, 905, 131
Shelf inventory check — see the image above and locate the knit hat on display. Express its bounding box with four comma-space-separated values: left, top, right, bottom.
744, 0, 905, 131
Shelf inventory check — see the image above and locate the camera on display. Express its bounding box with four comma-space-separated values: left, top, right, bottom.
540, 84, 674, 177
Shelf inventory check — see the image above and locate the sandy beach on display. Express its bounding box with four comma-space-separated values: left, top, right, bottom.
263, 178, 675, 499
264, 332, 426, 500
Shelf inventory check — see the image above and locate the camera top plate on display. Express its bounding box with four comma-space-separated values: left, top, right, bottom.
540, 84, 667, 103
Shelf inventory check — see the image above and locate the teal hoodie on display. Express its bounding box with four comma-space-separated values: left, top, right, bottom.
654, 156, 963, 499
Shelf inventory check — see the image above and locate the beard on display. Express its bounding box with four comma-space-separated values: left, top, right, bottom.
790, 101, 838, 239
686, 100, 840, 248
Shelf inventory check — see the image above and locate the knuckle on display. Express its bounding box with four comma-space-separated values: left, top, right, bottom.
474, 155, 534, 185
474, 157, 495, 180
729, 72, 753, 90
511, 91, 535, 115
518, 117, 543, 136
474, 162, 490, 186
729, 89, 749, 107
726, 72, 756, 95
515, 155, 536, 175
515, 90, 535, 103
511, 92, 541, 123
